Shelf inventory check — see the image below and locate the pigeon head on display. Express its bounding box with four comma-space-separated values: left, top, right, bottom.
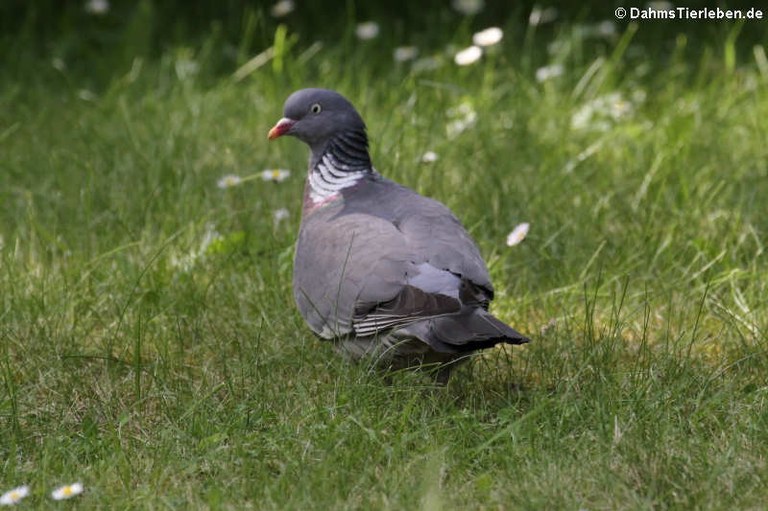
268, 89, 367, 150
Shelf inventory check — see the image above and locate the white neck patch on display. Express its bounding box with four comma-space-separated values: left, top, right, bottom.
309, 153, 368, 204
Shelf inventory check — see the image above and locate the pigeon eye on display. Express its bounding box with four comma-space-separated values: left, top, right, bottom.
310, 103, 322, 114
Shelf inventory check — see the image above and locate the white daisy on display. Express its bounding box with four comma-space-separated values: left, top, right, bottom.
607, 95, 633, 120
77, 89, 97, 101
393, 46, 419, 62
260, 169, 291, 182
506, 223, 530, 247
84, 0, 109, 15
529, 6, 558, 26
273, 208, 290, 224
217, 174, 243, 189
51, 482, 84, 501
421, 151, 438, 163
535, 64, 564, 82
270, 0, 294, 18
0, 485, 30, 506
472, 27, 503, 47
52, 57, 66, 71
451, 0, 484, 15
571, 92, 636, 131
454, 45, 482, 66
355, 22, 380, 40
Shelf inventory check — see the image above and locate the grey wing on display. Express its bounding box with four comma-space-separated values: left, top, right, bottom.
351, 261, 487, 335
395, 197, 494, 298
293, 184, 495, 341
342, 178, 495, 295
293, 209, 407, 338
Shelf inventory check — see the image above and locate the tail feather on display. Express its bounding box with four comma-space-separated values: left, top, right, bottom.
396, 309, 529, 354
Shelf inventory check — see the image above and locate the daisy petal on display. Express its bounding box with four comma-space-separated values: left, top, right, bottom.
506, 223, 530, 247
260, 169, 291, 182
535, 64, 564, 82
270, 0, 294, 18
84, 0, 109, 15
472, 27, 503, 47
421, 151, 439, 163
0, 485, 30, 506
217, 174, 243, 189
454, 46, 482, 66
529, 6, 558, 26
273, 207, 290, 224
452, 0, 484, 15
51, 482, 84, 501
355, 22, 380, 40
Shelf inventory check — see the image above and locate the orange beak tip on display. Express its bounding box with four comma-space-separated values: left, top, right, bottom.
268, 118, 295, 141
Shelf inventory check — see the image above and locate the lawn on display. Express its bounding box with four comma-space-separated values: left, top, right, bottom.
1, 3, 767, 509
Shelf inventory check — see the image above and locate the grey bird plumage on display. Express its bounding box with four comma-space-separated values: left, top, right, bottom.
269, 88, 528, 382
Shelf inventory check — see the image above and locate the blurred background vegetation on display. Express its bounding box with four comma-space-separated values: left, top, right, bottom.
2, 0, 766, 87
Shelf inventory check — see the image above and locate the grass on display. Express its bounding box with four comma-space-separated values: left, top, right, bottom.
2, 6, 768, 509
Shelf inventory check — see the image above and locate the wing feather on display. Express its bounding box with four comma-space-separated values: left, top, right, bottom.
294, 177, 495, 339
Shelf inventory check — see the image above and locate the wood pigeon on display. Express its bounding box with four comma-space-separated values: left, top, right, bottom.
269, 88, 528, 382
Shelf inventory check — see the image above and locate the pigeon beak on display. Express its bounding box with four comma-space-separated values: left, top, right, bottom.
268, 117, 296, 140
